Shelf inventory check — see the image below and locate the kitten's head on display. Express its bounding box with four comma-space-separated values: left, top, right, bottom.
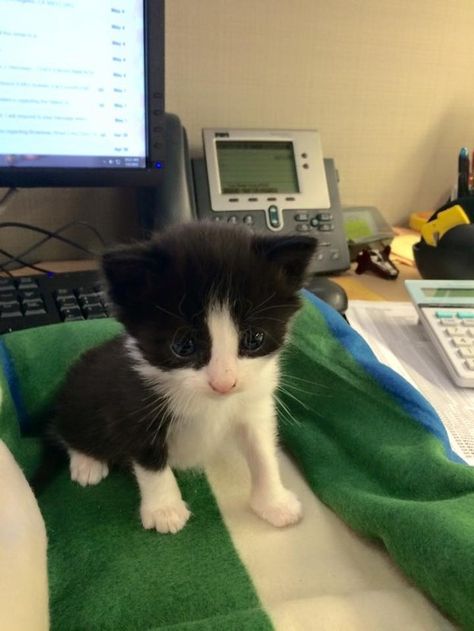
102, 222, 316, 398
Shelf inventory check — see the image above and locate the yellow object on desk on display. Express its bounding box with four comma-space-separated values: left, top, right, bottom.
420, 205, 470, 246
409, 210, 432, 232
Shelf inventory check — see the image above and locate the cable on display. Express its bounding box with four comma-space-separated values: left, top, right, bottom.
0, 247, 53, 275
1, 220, 107, 271
0, 221, 106, 262
0, 261, 14, 279
0, 188, 17, 213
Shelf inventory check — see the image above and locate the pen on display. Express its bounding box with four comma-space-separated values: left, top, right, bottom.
457, 146, 470, 197
470, 150, 474, 193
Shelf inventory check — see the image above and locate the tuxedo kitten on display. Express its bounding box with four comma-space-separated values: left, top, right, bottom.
53, 222, 316, 534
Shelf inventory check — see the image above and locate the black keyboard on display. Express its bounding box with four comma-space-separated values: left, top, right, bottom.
0, 270, 112, 334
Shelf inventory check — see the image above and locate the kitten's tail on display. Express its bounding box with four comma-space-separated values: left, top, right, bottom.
29, 432, 67, 496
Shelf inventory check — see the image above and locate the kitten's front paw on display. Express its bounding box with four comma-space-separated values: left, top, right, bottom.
140, 500, 191, 534
251, 488, 302, 528
69, 451, 109, 487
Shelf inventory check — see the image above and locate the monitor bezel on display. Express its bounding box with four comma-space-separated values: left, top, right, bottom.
0, 0, 165, 188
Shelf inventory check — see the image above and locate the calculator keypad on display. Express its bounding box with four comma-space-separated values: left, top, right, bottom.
422, 307, 474, 386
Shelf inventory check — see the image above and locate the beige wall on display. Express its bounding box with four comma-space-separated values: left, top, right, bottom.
167, 0, 474, 222
3, 0, 474, 262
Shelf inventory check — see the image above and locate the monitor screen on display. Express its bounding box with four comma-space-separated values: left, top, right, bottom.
0, 0, 164, 186
215, 140, 300, 194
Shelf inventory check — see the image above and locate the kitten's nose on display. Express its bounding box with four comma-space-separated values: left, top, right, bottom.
209, 375, 237, 395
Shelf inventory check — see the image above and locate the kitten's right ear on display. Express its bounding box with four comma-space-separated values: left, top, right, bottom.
101, 243, 169, 308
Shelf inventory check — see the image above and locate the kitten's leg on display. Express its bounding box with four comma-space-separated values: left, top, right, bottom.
237, 402, 302, 528
133, 463, 191, 534
69, 449, 109, 487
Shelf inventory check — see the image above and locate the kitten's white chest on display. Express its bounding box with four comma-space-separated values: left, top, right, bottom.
166, 395, 243, 469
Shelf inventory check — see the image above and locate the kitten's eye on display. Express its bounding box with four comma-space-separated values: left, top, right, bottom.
171, 332, 196, 358
240, 328, 265, 352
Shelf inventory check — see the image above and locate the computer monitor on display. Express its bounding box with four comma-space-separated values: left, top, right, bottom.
0, 0, 164, 188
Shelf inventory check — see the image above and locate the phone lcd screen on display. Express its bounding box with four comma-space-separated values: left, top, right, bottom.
215, 140, 300, 194
422, 288, 474, 298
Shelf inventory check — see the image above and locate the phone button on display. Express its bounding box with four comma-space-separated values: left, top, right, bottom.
266, 205, 282, 230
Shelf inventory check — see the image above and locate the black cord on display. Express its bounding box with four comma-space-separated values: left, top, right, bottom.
0, 222, 105, 258
0, 261, 14, 278
0, 188, 17, 207
0, 247, 53, 275
1, 220, 107, 271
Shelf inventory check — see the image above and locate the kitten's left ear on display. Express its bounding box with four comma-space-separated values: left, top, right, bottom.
252, 234, 317, 287
101, 242, 169, 309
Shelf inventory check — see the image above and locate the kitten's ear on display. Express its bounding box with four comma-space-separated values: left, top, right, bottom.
101, 243, 169, 308
252, 234, 317, 287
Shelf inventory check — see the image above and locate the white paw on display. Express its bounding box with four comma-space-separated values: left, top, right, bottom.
251, 488, 303, 528
140, 500, 191, 534
69, 451, 109, 487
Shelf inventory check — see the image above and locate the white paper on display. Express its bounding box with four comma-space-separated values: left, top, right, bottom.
346, 301, 474, 465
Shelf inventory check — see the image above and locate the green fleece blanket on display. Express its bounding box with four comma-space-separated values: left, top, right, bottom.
1, 292, 473, 630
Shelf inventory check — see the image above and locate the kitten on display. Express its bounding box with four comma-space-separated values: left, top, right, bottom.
53, 222, 316, 534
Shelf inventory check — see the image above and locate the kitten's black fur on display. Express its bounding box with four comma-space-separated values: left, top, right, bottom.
44, 222, 316, 486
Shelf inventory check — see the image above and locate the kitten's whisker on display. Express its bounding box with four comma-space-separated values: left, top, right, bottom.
154, 303, 182, 321
146, 400, 170, 431
122, 394, 164, 421
250, 316, 287, 324
250, 303, 297, 316
277, 385, 310, 411
245, 291, 276, 318
280, 375, 318, 394
178, 293, 187, 318
279, 371, 331, 390
278, 380, 316, 397
275, 395, 301, 427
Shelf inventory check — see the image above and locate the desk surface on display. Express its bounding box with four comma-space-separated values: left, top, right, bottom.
5, 258, 419, 302
331, 262, 420, 302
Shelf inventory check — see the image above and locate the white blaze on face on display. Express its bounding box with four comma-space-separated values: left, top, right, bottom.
206, 303, 239, 395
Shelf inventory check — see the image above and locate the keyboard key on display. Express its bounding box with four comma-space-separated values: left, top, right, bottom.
59, 305, 82, 318
456, 311, 474, 319
464, 359, 474, 371
0, 279, 15, 292
55, 288, 75, 298
24, 306, 47, 316
17, 277, 38, 290
83, 305, 107, 319
56, 295, 79, 307
23, 300, 46, 314
435, 310, 455, 318
0, 290, 18, 302
78, 296, 102, 308
76, 285, 97, 295
19, 289, 42, 301
63, 314, 84, 321
1, 304, 22, 318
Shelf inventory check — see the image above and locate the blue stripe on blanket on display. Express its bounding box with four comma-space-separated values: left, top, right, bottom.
301, 290, 465, 464
0, 337, 30, 432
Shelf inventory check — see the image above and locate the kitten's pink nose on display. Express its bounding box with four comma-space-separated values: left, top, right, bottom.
209, 375, 237, 394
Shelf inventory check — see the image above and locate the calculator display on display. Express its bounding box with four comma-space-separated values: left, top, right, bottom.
422, 288, 474, 298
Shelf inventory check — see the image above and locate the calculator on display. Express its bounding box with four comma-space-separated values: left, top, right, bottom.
405, 280, 474, 388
